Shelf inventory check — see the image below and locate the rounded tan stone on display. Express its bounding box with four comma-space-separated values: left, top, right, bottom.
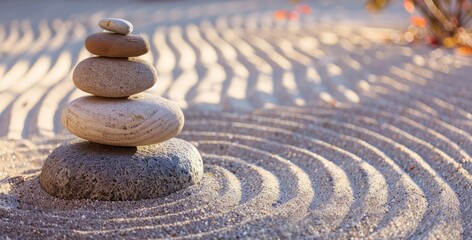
61, 93, 184, 146
85, 32, 150, 57
73, 57, 157, 97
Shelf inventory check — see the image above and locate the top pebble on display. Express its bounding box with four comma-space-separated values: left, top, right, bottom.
98, 18, 133, 35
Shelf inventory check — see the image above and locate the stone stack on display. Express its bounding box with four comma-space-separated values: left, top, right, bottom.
39, 18, 204, 201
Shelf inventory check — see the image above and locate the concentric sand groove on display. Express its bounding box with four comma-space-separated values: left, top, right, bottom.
2, 92, 470, 238
183, 114, 427, 238
0, 0, 471, 238
2, 58, 471, 237
248, 111, 462, 238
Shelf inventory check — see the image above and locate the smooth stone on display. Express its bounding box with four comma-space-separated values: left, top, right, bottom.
39, 138, 204, 201
73, 57, 157, 97
98, 18, 133, 35
61, 93, 184, 146
85, 33, 149, 57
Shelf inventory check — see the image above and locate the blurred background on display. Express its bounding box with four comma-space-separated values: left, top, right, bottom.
0, 0, 470, 139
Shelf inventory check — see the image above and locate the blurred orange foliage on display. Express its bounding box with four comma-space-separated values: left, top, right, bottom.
403, 0, 415, 14
295, 4, 312, 14
274, 10, 288, 21
273, 1, 312, 22
410, 16, 427, 27
456, 46, 472, 55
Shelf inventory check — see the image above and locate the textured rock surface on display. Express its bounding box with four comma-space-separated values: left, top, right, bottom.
61, 93, 184, 146
73, 57, 157, 97
39, 138, 204, 201
99, 18, 133, 35
85, 33, 149, 57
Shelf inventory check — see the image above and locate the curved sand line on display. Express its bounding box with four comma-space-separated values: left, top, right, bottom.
0, 0, 471, 238
1, 88, 470, 238
1, 63, 471, 237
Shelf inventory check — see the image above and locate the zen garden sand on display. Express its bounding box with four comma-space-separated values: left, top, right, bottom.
0, 0, 471, 239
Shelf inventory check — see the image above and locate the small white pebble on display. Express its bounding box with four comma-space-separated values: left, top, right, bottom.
98, 18, 133, 35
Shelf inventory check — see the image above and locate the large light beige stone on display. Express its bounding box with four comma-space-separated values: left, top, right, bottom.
85, 33, 149, 57
73, 57, 157, 97
61, 93, 184, 146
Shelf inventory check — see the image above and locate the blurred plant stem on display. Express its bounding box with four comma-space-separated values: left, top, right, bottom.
366, 0, 472, 48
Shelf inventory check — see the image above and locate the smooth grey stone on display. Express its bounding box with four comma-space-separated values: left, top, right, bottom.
39, 138, 204, 201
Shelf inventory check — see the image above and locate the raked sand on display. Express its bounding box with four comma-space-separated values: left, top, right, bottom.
0, 0, 471, 238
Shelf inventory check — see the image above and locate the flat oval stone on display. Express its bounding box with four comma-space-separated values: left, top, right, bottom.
85, 33, 149, 57
61, 93, 184, 146
39, 138, 204, 201
98, 18, 133, 35
73, 57, 157, 97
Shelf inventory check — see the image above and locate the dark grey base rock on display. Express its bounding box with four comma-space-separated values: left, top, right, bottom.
39, 138, 204, 201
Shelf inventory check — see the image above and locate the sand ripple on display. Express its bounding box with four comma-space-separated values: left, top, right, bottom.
1, 81, 470, 238
0, 0, 471, 238
0, 0, 431, 139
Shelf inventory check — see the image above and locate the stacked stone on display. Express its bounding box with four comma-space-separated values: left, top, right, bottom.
39, 18, 204, 201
